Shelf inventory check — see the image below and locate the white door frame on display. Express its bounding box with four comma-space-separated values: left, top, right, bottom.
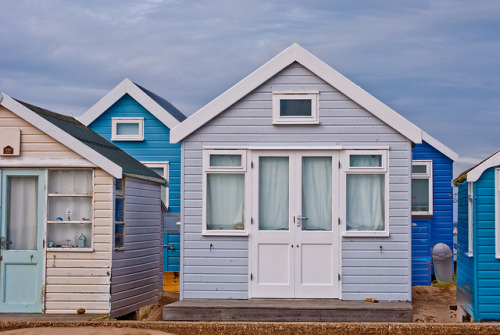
248, 150, 342, 299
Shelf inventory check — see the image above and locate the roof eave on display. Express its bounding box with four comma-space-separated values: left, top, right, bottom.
422, 131, 458, 161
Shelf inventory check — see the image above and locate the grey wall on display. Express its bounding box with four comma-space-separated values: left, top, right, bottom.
110, 176, 163, 317
181, 63, 412, 301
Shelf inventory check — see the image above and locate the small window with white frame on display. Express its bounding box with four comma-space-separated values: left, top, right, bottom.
272, 92, 319, 125
111, 117, 144, 141
343, 150, 389, 237
411, 160, 433, 216
142, 162, 169, 208
203, 149, 248, 235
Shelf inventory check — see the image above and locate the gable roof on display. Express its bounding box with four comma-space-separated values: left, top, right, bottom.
422, 131, 458, 162
170, 43, 423, 144
453, 150, 500, 185
0, 92, 165, 183
79, 78, 186, 128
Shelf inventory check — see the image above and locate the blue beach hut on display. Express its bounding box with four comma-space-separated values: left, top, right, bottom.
454, 150, 500, 322
79, 79, 186, 273
411, 132, 458, 285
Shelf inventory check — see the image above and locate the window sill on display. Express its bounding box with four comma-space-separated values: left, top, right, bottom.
272, 120, 320, 125
342, 231, 389, 238
47, 247, 94, 252
111, 137, 144, 142
465, 252, 473, 257
202, 231, 249, 237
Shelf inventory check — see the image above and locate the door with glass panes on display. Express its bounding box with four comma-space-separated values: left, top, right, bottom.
250, 151, 340, 298
0, 169, 45, 313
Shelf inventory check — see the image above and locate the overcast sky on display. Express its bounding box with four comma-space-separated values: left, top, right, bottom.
1, 0, 499, 175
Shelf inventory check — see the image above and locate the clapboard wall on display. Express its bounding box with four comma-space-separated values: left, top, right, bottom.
110, 176, 163, 318
180, 63, 412, 301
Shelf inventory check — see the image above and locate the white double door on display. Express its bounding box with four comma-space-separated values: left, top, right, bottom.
250, 151, 340, 298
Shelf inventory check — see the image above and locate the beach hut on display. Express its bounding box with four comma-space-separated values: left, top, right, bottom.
0, 92, 164, 317
411, 135, 458, 285
454, 150, 500, 321
163, 43, 459, 321
79, 79, 186, 277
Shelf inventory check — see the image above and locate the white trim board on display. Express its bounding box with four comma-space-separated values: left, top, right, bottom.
467, 151, 500, 182
422, 131, 458, 162
79, 78, 181, 129
170, 43, 423, 144
0, 92, 123, 178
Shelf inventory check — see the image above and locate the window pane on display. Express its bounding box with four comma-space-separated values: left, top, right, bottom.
48, 170, 92, 194
210, 155, 242, 167
115, 197, 124, 222
207, 174, 244, 230
259, 157, 289, 230
412, 179, 430, 212
48, 197, 92, 221
350, 155, 382, 167
412, 165, 427, 174
280, 99, 311, 116
7, 176, 38, 250
115, 223, 124, 248
302, 157, 332, 231
116, 122, 139, 135
346, 174, 385, 231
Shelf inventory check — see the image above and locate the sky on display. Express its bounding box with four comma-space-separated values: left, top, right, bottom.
1, 0, 499, 176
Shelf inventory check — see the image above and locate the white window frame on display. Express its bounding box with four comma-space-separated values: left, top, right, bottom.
467, 182, 474, 257
411, 160, 433, 216
142, 162, 169, 209
496, 169, 500, 258
341, 150, 389, 237
111, 117, 144, 141
202, 149, 249, 236
272, 92, 319, 125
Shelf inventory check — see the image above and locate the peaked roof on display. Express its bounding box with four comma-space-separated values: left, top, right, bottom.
422, 131, 458, 162
453, 150, 500, 185
79, 78, 186, 128
0, 92, 165, 183
170, 43, 423, 144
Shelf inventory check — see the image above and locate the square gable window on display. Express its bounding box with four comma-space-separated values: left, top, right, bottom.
112, 117, 144, 141
272, 92, 319, 125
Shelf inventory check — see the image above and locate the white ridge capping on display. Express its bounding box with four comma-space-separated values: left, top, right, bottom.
170, 43, 423, 144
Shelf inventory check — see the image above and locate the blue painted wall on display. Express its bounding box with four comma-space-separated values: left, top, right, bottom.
88, 94, 181, 213
411, 141, 454, 285
164, 232, 180, 271
456, 181, 475, 318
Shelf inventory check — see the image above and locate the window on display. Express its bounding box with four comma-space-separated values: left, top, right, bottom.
343, 150, 389, 237
468, 182, 474, 257
411, 161, 433, 215
114, 178, 125, 249
111, 117, 144, 141
47, 170, 93, 249
203, 150, 248, 235
272, 92, 319, 124
142, 162, 169, 208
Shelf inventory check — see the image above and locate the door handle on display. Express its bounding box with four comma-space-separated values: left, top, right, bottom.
296, 216, 308, 227
164, 244, 175, 250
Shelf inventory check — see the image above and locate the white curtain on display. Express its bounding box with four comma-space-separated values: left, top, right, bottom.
48, 170, 92, 194
259, 157, 289, 230
7, 176, 38, 250
207, 174, 244, 230
346, 174, 385, 231
302, 157, 332, 231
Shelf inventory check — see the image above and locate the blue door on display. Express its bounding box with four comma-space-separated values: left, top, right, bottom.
0, 169, 45, 313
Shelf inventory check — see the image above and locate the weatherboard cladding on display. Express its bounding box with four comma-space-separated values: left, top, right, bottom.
110, 176, 163, 318
15, 100, 164, 183
411, 141, 454, 285
181, 63, 412, 301
456, 181, 475, 318
88, 94, 181, 212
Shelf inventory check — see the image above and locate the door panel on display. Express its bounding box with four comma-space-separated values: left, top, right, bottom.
250, 151, 339, 299
0, 170, 45, 313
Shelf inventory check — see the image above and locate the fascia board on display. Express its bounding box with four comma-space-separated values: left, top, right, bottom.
467, 151, 500, 182
171, 43, 423, 144
79, 78, 180, 129
422, 131, 459, 161
1, 92, 123, 178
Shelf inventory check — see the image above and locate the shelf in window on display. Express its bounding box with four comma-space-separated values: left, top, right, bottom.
47, 220, 92, 224
47, 247, 94, 252
47, 193, 92, 197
